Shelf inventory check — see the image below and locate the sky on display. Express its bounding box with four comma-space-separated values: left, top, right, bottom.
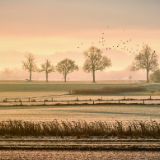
0, 0, 160, 74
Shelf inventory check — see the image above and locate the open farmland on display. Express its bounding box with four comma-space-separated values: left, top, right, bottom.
0, 105, 160, 122
0, 80, 159, 96
0, 80, 160, 155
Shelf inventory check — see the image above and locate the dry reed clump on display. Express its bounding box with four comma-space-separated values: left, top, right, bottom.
71, 86, 146, 95
31, 99, 35, 102
2, 98, 7, 102
0, 120, 159, 138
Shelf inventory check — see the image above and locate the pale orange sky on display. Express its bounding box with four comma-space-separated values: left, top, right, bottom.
0, 0, 160, 71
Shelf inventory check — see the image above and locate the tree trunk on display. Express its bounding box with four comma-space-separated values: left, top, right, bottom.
46, 72, 48, 82
92, 70, 95, 83
64, 74, 67, 82
30, 71, 32, 81
147, 70, 149, 83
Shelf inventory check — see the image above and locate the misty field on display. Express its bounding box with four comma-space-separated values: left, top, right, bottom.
0, 81, 142, 93
0, 105, 160, 122
0, 80, 159, 96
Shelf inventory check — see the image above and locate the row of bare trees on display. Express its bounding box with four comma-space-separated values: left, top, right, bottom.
22, 45, 158, 83
22, 46, 112, 82
22, 56, 78, 82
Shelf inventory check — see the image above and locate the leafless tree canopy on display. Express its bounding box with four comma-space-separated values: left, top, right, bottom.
83, 46, 111, 82
38, 59, 55, 82
131, 44, 158, 83
22, 53, 37, 81
56, 58, 78, 82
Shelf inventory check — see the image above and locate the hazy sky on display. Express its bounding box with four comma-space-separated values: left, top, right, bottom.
0, 0, 160, 67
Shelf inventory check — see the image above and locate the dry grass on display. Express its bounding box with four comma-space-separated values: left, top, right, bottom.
71, 86, 146, 95
0, 120, 159, 138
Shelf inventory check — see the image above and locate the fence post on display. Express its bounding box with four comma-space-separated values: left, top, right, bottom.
93, 101, 94, 104
150, 95, 151, 99
143, 100, 144, 104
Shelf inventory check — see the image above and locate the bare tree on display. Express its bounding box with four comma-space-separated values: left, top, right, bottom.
131, 45, 158, 83
22, 53, 37, 81
56, 58, 78, 82
38, 59, 55, 82
83, 46, 111, 82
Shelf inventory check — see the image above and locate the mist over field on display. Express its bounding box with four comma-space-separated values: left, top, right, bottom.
0, 50, 146, 81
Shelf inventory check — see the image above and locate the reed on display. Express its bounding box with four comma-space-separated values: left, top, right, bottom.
0, 120, 159, 138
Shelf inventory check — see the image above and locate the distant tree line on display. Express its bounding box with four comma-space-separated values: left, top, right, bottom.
22, 46, 112, 82
22, 45, 159, 83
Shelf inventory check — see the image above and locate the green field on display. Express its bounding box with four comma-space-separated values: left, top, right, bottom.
0, 80, 159, 96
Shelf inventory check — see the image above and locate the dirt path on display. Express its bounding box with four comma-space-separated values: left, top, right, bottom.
1, 138, 160, 151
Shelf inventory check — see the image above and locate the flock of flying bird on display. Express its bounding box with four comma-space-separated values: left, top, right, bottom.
77, 26, 145, 55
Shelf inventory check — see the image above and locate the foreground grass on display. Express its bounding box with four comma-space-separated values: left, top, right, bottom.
1, 120, 160, 139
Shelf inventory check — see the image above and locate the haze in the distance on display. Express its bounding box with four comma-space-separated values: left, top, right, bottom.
0, 0, 159, 80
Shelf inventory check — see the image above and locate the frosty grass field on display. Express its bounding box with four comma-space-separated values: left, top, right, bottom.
0, 150, 160, 160
0, 104, 160, 122
0, 81, 160, 159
